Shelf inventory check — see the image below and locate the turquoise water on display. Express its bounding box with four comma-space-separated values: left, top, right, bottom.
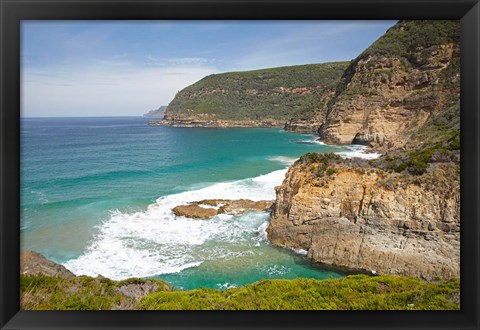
21, 117, 349, 289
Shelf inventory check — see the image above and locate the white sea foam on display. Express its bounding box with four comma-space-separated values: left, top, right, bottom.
300, 138, 325, 145
255, 221, 270, 243
267, 156, 298, 165
31, 190, 49, 204
216, 282, 237, 290
64, 169, 287, 280
293, 248, 308, 256
295, 136, 326, 145
335, 145, 382, 160
265, 264, 288, 276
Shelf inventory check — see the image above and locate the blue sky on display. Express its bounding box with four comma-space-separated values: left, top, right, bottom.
21, 20, 396, 117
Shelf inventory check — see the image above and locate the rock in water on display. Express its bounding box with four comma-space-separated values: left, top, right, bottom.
172, 199, 273, 219
172, 204, 219, 219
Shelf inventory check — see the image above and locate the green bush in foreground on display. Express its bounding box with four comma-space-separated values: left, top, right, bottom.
20, 274, 459, 310
20, 274, 171, 310
139, 275, 459, 310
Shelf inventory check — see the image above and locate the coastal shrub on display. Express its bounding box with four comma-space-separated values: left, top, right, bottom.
20, 274, 170, 310
298, 152, 342, 165
297, 153, 345, 178
439, 56, 460, 89
139, 275, 460, 310
371, 138, 458, 176
21, 274, 459, 310
358, 20, 459, 60
326, 167, 338, 176
299, 152, 323, 164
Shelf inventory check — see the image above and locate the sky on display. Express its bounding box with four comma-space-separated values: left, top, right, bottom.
21, 20, 396, 117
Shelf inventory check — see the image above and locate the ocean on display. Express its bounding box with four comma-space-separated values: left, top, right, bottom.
20, 117, 376, 290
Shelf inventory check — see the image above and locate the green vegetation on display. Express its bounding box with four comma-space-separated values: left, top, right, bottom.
20, 274, 171, 310
335, 20, 460, 97
299, 101, 460, 179
410, 101, 460, 149
297, 153, 344, 177
358, 20, 459, 60
139, 275, 459, 310
20, 274, 459, 310
369, 101, 460, 176
298, 152, 343, 165
166, 62, 349, 121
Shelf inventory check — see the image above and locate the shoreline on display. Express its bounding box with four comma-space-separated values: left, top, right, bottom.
23, 121, 382, 286
150, 120, 383, 155
59, 143, 380, 281
148, 119, 284, 128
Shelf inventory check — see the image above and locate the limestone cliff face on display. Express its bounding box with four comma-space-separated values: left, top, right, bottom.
267, 161, 460, 281
318, 20, 460, 148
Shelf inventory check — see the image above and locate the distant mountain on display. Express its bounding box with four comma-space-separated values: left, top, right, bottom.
143, 106, 167, 118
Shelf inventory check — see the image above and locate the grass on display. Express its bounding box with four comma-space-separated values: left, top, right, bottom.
20, 274, 171, 310
358, 20, 459, 60
20, 274, 459, 310
139, 275, 459, 310
334, 20, 460, 98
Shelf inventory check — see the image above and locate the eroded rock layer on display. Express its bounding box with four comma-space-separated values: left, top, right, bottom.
267, 158, 460, 281
318, 20, 460, 149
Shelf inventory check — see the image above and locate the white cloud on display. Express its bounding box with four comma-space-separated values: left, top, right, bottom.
21, 64, 218, 117
232, 21, 393, 71
145, 55, 214, 66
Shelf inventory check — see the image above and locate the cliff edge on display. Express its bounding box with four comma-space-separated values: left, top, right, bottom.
267, 153, 459, 281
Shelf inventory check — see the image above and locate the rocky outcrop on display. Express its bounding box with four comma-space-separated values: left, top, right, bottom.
267, 21, 461, 282
267, 160, 460, 281
149, 117, 283, 128
173, 204, 218, 219
318, 20, 460, 149
113, 279, 171, 309
284, 119, 322, 134
20, 252, 171, 310
173, 199, 273, 219
21, 251, 76, 278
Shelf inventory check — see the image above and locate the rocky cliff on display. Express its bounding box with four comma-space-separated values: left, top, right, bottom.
267, 20, 461, 281
267, 153, 460, 281
318, 20, 460, 148
158, 62, 348, 129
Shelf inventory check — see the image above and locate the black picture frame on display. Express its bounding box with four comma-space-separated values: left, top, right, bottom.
1, 0, 479, 329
